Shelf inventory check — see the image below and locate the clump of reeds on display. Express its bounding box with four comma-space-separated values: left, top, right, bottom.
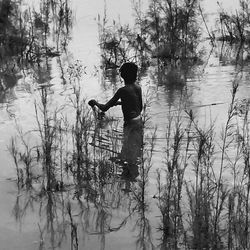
97, 14, 135, 69
185, 113, 218, 249
155, 105, 192, 249
8, 122, 43, 189
9, 137, 24, 188
97, 2, 152, 72
66, 61, 95, 186
141, 0, 201, 64
181, 76, 244, 249
34, 86, 65, 191
154, 72, 250, 249
216, 0, 250, 43
225, 97, 250, 249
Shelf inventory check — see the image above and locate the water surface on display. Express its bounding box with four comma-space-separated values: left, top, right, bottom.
0, 0, 249, 249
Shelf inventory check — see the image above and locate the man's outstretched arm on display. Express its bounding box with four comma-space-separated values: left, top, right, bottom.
88, 89, 121, 112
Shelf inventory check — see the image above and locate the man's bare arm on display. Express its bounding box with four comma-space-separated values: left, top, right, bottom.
88, 89, 121, 111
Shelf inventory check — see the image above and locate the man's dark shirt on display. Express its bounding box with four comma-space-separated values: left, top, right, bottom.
101, 83, 142, 121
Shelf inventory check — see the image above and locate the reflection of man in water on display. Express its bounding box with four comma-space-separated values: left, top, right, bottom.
120, 117, 143, 180
88, 62, 143, 180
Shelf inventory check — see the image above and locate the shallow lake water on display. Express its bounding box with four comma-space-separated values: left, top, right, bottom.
0, 0, 250, 249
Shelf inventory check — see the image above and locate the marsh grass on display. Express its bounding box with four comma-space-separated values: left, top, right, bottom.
155, 106, 192, 249
0, 0, 73, 106
8, 124, 41, 189
9, 137, 23, 188
140, 0, 201, 65
217, 0, 249, 43
4, 0, 75, 190
185, 113, 218, 249
67, 61, 94, 185
97, 0, 204, 96
8, 58, 150, 246
154, 72, 250, 250
7, 55, 250, 250
225, 97, 250, 249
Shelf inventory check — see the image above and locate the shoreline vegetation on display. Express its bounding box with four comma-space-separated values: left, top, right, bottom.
1, 0, 250, 249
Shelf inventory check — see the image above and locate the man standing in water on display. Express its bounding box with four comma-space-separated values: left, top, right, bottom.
88, 62, 143, 180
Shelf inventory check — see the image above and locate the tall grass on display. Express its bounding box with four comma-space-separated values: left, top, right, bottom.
226, 97, 250, 249
6, 34, 250, 250
154, 73, 250, 249
217, 1, 249, 42
67, 61, 94, 184
185, 112, 218, 249
156, 106, 192, 249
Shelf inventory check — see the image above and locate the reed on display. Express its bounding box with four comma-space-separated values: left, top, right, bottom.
8, 125, 39, 189
141, 0, 201, 64
67, 61, 95, 185
156, 105, 192, 249
7, 55, 250, 250
8, 137, 23, 188
185, 113, 217, 249
225, 97, 250, 249
217, 0, 250, 43
152, 71, 250, 250
34, 86, 63, 191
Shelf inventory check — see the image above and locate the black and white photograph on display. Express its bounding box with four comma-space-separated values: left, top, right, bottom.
0, 0, 250, 249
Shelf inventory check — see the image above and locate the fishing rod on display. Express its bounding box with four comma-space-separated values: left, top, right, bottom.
109, 101, 227, 119
152, 101, 226, 116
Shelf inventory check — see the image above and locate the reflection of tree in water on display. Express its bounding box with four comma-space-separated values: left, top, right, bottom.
0, 0, 72, 102
12, 171, 153, 249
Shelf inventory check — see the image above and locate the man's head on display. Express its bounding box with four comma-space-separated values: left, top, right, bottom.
119, 62, 138, 83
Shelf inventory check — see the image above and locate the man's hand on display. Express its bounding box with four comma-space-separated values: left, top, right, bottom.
88, 100, 107, 112
88, 99, 97, 107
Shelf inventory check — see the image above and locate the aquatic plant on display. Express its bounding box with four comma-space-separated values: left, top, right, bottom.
6, 1, 250, 247
224, 97, 250, 249
8, 62, 250, 250
185, 112, 218, 249
97, 1, 152, 74
67, 61, 91, 183
141, 0, 201, 64
97, 0, 203, 90
151, 69, 250, 250
155, 105, 192, 249
216, 0, 250, 43
98, 16, 142, 70
8, 130, 36, 189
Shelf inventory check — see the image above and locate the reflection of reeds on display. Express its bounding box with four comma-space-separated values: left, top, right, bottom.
8, 126, 38, 188
9, 137, 23, 187
67, 202, 79, 250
